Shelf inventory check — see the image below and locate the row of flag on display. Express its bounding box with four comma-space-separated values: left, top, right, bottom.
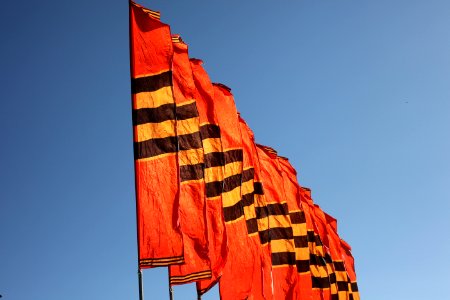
129, 2, 359, 299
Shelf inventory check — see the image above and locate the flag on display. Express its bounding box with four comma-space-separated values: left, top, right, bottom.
324, 213, 351, 300
129, 1, 183, 268
340, 239, 360, 300
210, 84, 255, 300
168, 36, 211, 285
278, 157, 312, 300
299, 187, 330, 300
190, 58, 229, 296
257, 145, 298, 300
237, 116, 274, 300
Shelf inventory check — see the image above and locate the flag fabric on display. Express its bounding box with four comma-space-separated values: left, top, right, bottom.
129, 2, 184, 268
189, 58, 229, 296
168, 36, 211, 285
129, 2, 359, 299
210, 84, 255, 300
239, 117, 273, 300
278, 157, 312, 300
257, 145, 298, 300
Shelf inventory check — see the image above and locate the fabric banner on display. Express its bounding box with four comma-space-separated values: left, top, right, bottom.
168, 36, 211, 285
190, 58, 228, 296
257, 145, 298, 300
278, 157, 312, 300
130, 2, 184, 268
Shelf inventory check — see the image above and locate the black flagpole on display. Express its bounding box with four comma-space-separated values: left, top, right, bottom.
138, 269, 144, 300
168, 268, 174, 300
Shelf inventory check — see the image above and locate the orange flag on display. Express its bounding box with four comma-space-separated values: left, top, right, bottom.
238, 116, 273, 300
190, 59, 228, 296
299, 188, 330, 300
211, 84, 255, 300
278, 157, 312, 300
324, 213, 351, 300
340, 239, 360, 300
168, 36, 211, 285
257, 145, 298, 300
129, 2, 184, 268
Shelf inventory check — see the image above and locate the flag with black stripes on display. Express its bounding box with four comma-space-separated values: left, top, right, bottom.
208, 84, 255, 300
130, 2, 184, 268
168, 36, 211, 285
190, 58, 228, 296
278, 157, 313, 300
340, 239, 360, 300
257, 145, 299, 299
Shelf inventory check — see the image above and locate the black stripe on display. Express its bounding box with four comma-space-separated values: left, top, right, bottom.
307, 231, 315, 243
241, 192, 254, 207
205, 181, 222, 198
351, 282, 358, 292
246, 218, 258, 234
312, 276, 330, 289
255, 206, 269, 219
310, 253, 327, 266
349, 294, 354, 300
289, 211, 306, 224
133, 103, 175, 125
333, 261, 346, 272
254, 182, 264, 195
177, 102, 199, 120
223, 173, 241, 193
204, 152, 224, 168
329, 272, 337, 284
180, 163, 204, 182
179, 132, 203, 151
315, 235, 323, 246
135, 136, 177, 159
223, 201, 243, 222
200, 124, 221, 139
224, 149, 243, 165
296, 259, 310, 273
331, 294, 339, 300
270, 227, 294, 240
135, 132, 203, 160
324, 253, 333, 264
132, 71, 172, 94
242, 168, 254, 182
267, 203, 289, 216
272, 252, 296, 266
259, 229, 270, 244
337, 281, 349, 291
204, 149, 243, 168
294, 236, 308, 248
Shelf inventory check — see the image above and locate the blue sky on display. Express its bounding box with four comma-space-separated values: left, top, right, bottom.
1, 0, 449, 299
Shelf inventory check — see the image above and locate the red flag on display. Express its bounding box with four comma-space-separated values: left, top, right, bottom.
299, 188, 330, 300
340, 239, 360, 300
257, 145, 298, 300
278, 157, 312, 300
168, 36, 211, 285
324, 213, 351, 300
190, 59, 228, 296
129, 1, 183, 268
238, 116, 273, 300
211, 84, 255, 300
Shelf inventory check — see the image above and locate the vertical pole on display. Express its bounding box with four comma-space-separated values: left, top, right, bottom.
138, 269, 144, 300
168, 268, 174, 300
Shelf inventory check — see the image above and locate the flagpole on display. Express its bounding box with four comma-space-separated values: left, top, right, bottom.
138, 269, 144, 300
168, 268, 174, 300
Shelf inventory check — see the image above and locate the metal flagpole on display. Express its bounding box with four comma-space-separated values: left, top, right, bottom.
138, 269, 144, 300
168, 268, 174, 300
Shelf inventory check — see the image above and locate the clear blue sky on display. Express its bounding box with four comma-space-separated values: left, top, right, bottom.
1, 0, 449, 299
